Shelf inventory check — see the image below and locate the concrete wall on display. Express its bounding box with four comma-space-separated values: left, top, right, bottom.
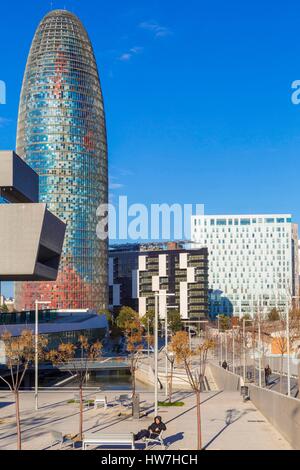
264, 356, 300, 377
136, 362, 158, 388
249, 384, 300, 450
209, 363, 241, 391
136, 362, 193, 391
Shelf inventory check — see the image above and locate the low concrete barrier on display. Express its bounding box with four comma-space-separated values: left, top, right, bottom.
209, 363, 241, 391
136, 363, 156, 387
249, 384, 300, 450
136, 363, 193, 390
264, 356, 300, 377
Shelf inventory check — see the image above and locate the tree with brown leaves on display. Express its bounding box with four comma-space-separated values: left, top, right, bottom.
170, 330, 215, 450
48, 336, 102, 441
0, 330, 48, 450
123, 317, 144, 399
270, 308, 299, 393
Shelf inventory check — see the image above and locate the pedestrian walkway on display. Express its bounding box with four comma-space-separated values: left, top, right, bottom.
0, 389, 292, 450
233, 363, 299, 398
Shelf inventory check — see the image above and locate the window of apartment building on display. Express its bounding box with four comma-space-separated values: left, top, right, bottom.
216, 219, 227, 226
240, 219, 251, 225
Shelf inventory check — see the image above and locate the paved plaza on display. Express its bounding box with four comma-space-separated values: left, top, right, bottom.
0, 389, 292, 450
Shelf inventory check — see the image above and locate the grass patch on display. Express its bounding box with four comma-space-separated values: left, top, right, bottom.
85, 400, 95, 406
67, 399, 94, 406
158, 401, 185, 407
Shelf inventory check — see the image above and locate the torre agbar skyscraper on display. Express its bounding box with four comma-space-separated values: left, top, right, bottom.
15, 10, 108, 311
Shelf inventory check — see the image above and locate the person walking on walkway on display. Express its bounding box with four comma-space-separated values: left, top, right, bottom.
264, 365, 272, 386
222, 361, 228, 370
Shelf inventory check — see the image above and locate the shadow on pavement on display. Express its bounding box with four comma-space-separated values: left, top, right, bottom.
164, 432, 185, 448
165, 391, 223, 426
203, 408, 250, 450
0, 402, 13, 409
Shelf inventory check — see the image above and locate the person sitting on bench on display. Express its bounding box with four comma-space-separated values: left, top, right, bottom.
134, 416, 166, 442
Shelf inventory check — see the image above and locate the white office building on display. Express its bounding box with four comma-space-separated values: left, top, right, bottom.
191, 214, 299, 318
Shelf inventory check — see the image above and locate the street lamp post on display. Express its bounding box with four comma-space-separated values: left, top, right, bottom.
147, 319, 150, 360
217, 315, 223, 366
232, 328, 235, 374
154, 294, 159, 418
164, 304, 177, 398
189, 325, 192, 350
258, 316, 262, 388
165, 314, 168, 398
243, 319, 246, 383
288, 296, 300, 397
35, 300, 51, 411
232, 325, 240, 375
243, 319, 253, 384
220, 333, 223, 366
286, 302, 291, 397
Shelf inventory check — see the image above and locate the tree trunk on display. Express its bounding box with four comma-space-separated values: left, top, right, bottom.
280, 354, 283, 394
79, 385, 83, 441
15, 390, 22, 451
196, 391, 202, 450
131, 358, 136, 399
253, 346, 256, 385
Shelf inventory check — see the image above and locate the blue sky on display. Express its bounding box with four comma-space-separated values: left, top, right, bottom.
1, 0, 300, 296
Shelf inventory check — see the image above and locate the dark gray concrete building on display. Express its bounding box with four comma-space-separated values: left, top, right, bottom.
109, 242, 209, 320
0, 151, 66, 284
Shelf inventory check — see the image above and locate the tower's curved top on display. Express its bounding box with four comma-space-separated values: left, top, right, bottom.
44, 9, 79, 17
15, 10, 108, 311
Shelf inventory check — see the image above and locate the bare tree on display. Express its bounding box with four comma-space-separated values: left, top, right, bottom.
123, 317, 144, 399
170, 330, 215, 450
48, 336, 102, 440
0, 330, 47, 450
271, 307, 299, 393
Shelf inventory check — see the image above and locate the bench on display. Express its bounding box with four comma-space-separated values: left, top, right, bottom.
144, 431, 166, 450
49, 431, 75, 450
82, 433, 135, 450
73, 394, 94, 410
94, 396, 108, 410
115, 394, 131, 408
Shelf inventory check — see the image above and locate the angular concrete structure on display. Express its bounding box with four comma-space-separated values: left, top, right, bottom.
0, 204, 65, 281
0, 151, 39, 203
0, 151, 66, 283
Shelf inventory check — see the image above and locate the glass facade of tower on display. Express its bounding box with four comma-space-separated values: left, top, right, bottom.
15, 10, 108, 311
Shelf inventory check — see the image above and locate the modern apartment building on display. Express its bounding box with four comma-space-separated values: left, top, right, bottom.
191, 214, 299, 317
109, 243, 209, 320
109, 244, 140, 312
